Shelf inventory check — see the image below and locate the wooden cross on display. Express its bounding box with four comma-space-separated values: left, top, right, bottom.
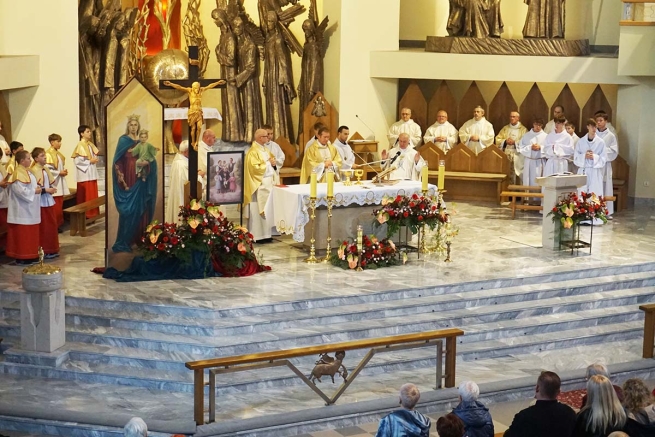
159, 46, 226, 200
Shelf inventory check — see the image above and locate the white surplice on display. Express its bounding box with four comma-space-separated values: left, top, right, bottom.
596, 128, 618, 215
165, 152, 189, 223
574, 134, 607, 197
381, 146, 425, 181
333, 139, 355, 170
423, 121, 458, 152
459, 117, 495, 154
518, 129, 547, 187
543, 130, 574, 176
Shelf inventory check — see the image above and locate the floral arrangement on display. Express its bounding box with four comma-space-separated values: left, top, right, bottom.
547, 191, 608, 228
373, 193, 449, 238
137, 200, 269, 277
329, 235, 400, 270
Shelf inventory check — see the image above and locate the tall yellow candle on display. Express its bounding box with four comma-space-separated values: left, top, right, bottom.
357, 225, 363, 252
327, 171, 334, 197
421, 166, 428, 192
438, 160, 446, 190
310, 172, 317, 198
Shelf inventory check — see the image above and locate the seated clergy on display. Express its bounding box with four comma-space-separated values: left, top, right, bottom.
300, 126, 342, 184
388, 107, 422, 147
380, 133, 425, 181
423, 110, 458, 152
459, 106, 494, 154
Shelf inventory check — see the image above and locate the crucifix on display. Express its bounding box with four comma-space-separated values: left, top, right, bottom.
159, 46, 226, 200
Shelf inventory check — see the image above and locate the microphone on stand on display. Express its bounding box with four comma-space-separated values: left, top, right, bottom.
388, 150, 402, 165
355, 114, 376, 141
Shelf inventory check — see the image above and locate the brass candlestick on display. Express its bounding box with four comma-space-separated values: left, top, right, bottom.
444, 241, 452, 262
304, 197, 319, 263
323, 196, 334, 262
356, 224, 363, 271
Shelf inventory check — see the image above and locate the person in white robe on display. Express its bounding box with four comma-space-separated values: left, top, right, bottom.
244, 129, 277, 242
594, 110, 618, 137
380, 133, 425, 181
495, 111, 528, 183
459, 106, 495, 155
518, 119, 548, 202
0, 121, 9, 166
423, 110, 458, 153
165, 141, 190, 223
543, 117, 574, 176
197, 129, 217, 199
388, 108, 422, 147
333, 126, 355, 170
565, 122, 580, 173
264, 124, 285, 184
544, 105, 565, 134
595, 113, 618, 216
574, 120, 608, 225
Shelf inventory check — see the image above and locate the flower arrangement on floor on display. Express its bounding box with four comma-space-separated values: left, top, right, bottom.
547, 191, 609, 228
329, 235, 400, 270
373, 193, 449, 238
137, 200, 269, 277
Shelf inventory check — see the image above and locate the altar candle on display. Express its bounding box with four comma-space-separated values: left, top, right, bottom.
310, 172, 317, 198
357, 225, 363, 252
438, 160, 446, 190
327, 171, 334, 197
421, 166, 428, 192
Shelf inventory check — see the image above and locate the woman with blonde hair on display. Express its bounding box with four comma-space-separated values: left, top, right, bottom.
622, 378, 655, 425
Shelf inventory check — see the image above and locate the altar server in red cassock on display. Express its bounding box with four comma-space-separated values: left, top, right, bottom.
7, 150, 41, 265
72, 125, 99, 219
46, 133, 69, 228
0, 163, 8, 251
31, 148, 59, 258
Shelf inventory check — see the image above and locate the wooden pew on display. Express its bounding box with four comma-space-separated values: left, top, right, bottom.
500, 185, 543, 219
276, 136, 302, 185
612, 155, 629, 212
640, 304, 655, 358
64, 195, 105, 237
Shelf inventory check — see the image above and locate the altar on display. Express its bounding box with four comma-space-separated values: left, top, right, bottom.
269, 181, 438, 249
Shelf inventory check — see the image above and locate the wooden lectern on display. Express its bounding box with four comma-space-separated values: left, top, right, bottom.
348, 132, 379, 179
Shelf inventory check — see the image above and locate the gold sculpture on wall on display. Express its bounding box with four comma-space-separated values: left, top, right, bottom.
126, 1, 150, 81
183, 0, 211, 78
152, 0, 178, 50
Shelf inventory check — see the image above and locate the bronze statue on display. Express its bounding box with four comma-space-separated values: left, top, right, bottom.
232, 16, 264, 143
522, 0, 566, 38
297, 0, 329, 143
212, 9, 244, 142
447, 0, 504, 38
310, 351, 348, 384
162, 80, 226, 151
263, 11, 297, 141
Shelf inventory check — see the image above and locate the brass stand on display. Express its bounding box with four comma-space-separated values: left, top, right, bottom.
322, 196, 334, 262
444, 242, 452, 262
304, 197, 319, 263
419, 189, 429, 255
356, 225, 364, 271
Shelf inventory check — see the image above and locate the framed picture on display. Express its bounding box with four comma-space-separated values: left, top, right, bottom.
207, 151, 245, 205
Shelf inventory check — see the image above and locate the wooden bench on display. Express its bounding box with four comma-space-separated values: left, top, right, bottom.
500, 185, 544, 219
62, 187, 77, 210
64, 195, 105, 237
640, 304, 655, 358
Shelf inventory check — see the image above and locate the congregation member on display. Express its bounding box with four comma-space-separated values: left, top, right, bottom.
165, 140, 189, 224
388, 107, 422, 147
518, 119, 547, 189
423, 110, 458, 152
6, 150, 42, 265
197, 129, 217, 196
123, 417, 148, 437
581, 363, 624, 407
332, 125, 355, 170
459, 106, 494, 154
380, 133, 425, 181
452, 380, 494, 437
45, 133, 70, 229
244, 129, 277, 241
300, 126, 342, 183
504, 371, 576, 437
72, 125, 99, 219
543, 116, 574, 176
544, 105, 566, 134
263, 124, 285, 183
622, 378, 655, 425
304, 121, 326, 152
375, 383, 431, 437
574, 119, 607, 200
30, 148, 59, 258
495, 111, 528, 183
595, 113, 619, 217
436, 413, 466, 437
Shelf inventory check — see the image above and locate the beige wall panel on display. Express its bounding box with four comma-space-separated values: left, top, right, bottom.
475, 81, 503, 107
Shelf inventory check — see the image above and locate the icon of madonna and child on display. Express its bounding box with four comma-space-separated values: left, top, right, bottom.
111, 114, 160, 253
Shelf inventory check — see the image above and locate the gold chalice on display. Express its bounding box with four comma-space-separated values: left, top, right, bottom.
354, 169, 364, 185
341, 169, 353, 186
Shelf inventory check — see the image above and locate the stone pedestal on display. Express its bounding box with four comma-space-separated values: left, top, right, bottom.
536, 175, 588, 250
21, 269, 65, 353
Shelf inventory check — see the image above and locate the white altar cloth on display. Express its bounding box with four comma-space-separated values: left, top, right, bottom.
270, 181, 438, 242
164, 107, 222, 121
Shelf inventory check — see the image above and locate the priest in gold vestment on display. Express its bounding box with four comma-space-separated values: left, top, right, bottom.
244, 129, 277, 241
300, 126, 342, 184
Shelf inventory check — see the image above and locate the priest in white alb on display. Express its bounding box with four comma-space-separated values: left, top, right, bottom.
423, 110, 458, 152
244, 129, 277, 241
459, 106, 494, 154
333, 125, 355, 170
380, 133, 425, 181
165, 141, 190, 223
574, 119, 607, 212
518, 119, 547, 190
544, 105, 566, 134
263, 124, 285, 184
388, 108, 422, 147
197, 129, 217, 198
300, 127, 342, 184
495, 111, 528, 183
543, 116, 574, 176
595, 113, 618, 216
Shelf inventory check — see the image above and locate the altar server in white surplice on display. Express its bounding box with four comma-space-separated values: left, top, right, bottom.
244, 129, 276, 241
264, 124, 285, 185
543, 117, 574, 176
380, 133, 425, 181
333, 125, 355, 170
165, 141, 190, 223
565, 122, 581, 173
544, 105, 566, 134
388, 108, 422, 147
459, 106, 495, 155
595, 113, 618, 216
495, 111, 528, 182
574, 119, 607, 199
594, 110, 618, 137
423, 110, 458, 153
518, 119, 548, 188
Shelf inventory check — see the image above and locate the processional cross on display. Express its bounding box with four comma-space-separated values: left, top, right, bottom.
159, 46, 226, 200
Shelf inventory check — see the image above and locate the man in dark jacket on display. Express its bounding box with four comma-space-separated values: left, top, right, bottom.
504, 371, 576, 437
376, 383, 431, 437
452, 380, 494, 437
